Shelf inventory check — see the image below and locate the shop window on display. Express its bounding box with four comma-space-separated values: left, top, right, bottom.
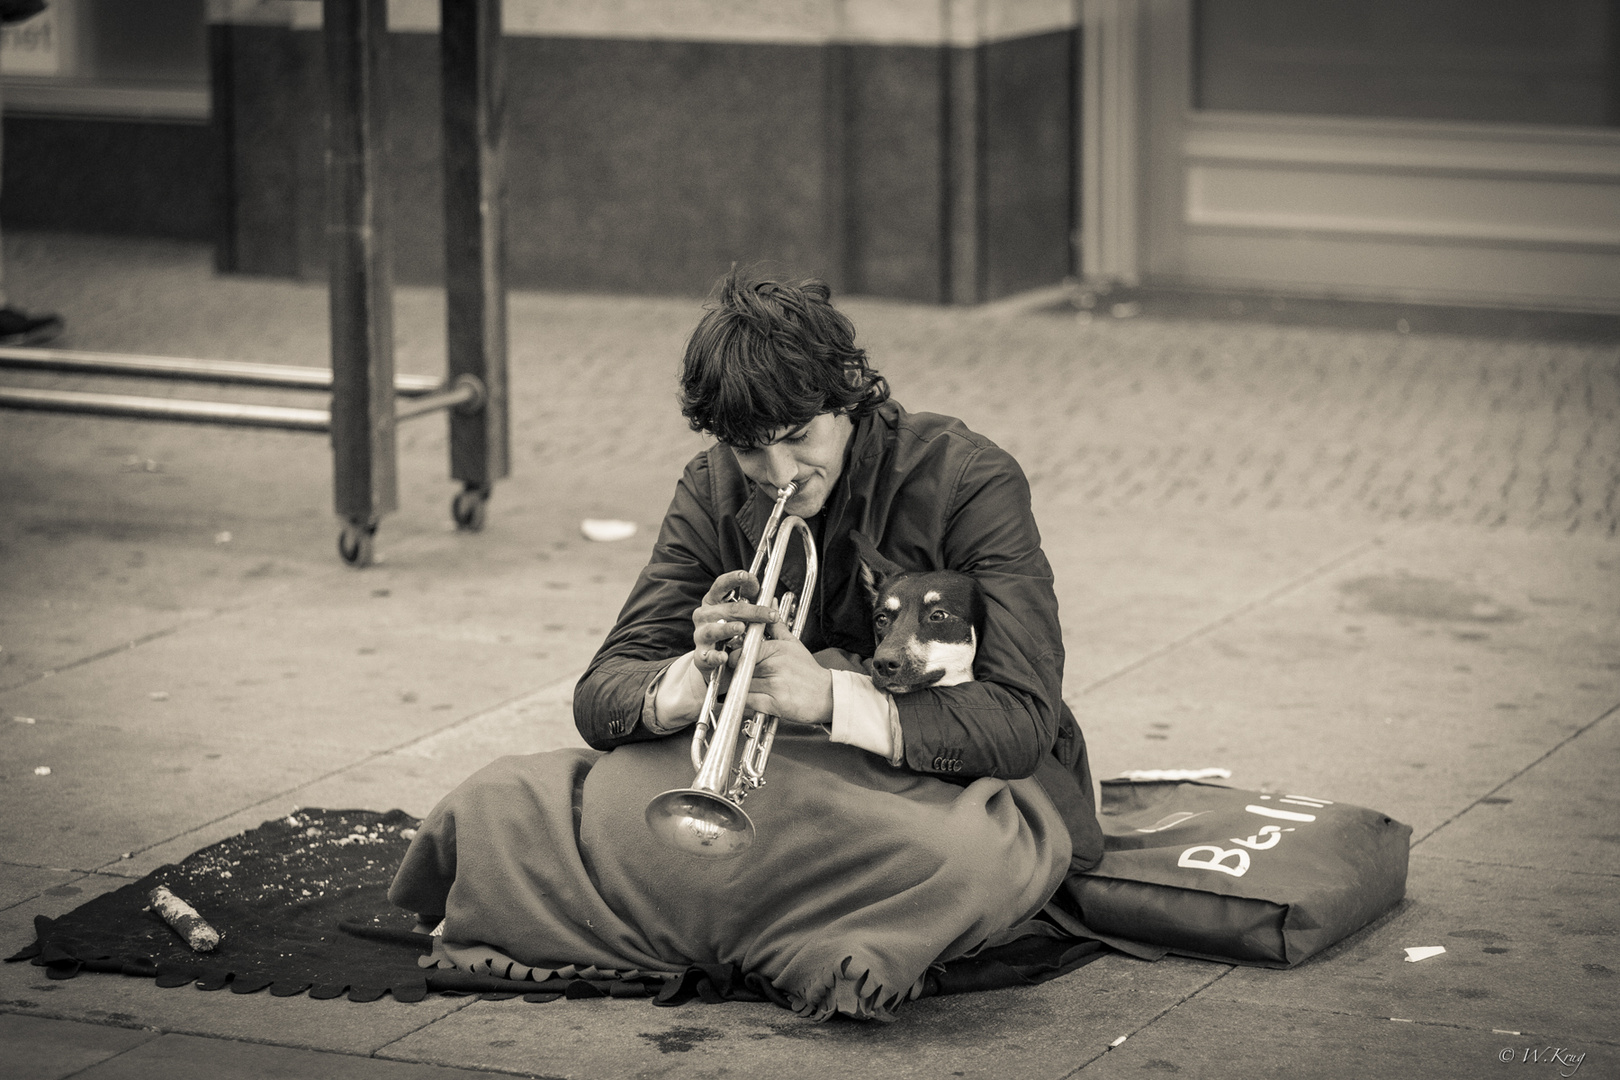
1194, 0, 1620, 128
2, 0, 208, 118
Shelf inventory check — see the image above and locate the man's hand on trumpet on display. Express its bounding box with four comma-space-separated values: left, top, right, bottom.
741, 619, 835, 727
691, 569, 833, 727
690, 569, 778, 688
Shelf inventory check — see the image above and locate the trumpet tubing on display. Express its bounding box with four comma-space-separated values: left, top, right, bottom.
645, 485, 818, 857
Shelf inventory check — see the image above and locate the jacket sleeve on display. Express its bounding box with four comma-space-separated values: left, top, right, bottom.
893, 444, 1067, 781
573, 456, 723, 750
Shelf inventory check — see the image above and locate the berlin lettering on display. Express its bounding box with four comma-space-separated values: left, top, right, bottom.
1174, 798, 1325, 878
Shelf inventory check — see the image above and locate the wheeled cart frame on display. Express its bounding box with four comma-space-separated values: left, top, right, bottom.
0, 0, 509, 568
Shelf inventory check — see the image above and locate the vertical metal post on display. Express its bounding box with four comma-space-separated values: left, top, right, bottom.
326, 0, 397, 565
441, 0, 509, 531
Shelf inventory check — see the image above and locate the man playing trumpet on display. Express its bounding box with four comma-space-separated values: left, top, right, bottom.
391, 270, 1105, 1021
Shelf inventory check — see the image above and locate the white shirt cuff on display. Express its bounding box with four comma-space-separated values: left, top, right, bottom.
646, 653, 705, 735
827, 669, 903, 766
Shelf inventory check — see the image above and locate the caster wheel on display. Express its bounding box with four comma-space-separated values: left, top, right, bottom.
452, 487, 488, 532
338, 522, 375, 567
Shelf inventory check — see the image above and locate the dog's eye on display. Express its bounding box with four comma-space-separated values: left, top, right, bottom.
928, 610, 950, 622
873, 612, 889, 625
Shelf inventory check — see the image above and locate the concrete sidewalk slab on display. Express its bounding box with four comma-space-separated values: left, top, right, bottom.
1034, 507, 1381, 694
124, 674, 590, 873
375, 955, 1228, 1080
2, 1013, 159, 1080
0, 529, 310, 691
1075, 996, 1608, 1080
1073, 522, 1620, 835
67, 1031, 516, 1080
0, 938, 471, 1061
1419, 710, 1619, 874
1203, 856, 1617, 1043
1, 866, 101, 910
0, 718, 317, 869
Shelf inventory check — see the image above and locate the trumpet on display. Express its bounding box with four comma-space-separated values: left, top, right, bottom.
645, 483, 818, 857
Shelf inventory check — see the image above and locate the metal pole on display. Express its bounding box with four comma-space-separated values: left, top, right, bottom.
393, 374, 483, 423
0, 375, 482, 431
0, 387, 331, 430
0, 347, 438, 395
325, 0, 397, 565
440, 0, 509, 531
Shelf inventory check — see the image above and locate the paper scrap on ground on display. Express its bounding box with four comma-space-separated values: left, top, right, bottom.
581, 519, 638, 542
1404, 946, 1446, 962
1119, 768, 1232, 782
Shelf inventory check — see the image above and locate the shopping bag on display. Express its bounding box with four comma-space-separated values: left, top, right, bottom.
1060, 780, 1411, 967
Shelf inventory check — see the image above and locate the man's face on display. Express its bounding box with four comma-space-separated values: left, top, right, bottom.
727, 411, 854, 519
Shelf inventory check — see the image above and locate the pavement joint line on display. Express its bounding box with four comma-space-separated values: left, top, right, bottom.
370, 1000, 543, 1075
374, 1053, 569, 1080
18, 1026, 160, 1080
0, 866, 106, 915
0, 1009, 518, 1075
367, 994, 487, 1067
1408, 851, 1620, 880
1168, 997, 1609, 1044
0, 1005, 159, 1035
0, 514, 453, 695
1075, 533, 1384, 698
1410, 698, 1620, 849
1064, 965, 1238, 1076
0, 624, 186, 695
83, 671, 587, 876
1066, 985, 1620, 1050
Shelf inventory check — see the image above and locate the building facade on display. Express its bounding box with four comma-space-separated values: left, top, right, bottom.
3, 0, 1617, 309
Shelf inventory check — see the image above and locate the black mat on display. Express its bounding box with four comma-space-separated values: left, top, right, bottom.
7, 808, 1106, 1008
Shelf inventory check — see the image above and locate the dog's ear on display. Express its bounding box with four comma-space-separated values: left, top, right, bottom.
849, 530, 902, 606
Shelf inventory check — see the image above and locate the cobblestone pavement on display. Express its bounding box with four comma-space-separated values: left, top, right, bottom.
496, 290, 1620, 540
6, 232, 1618, 542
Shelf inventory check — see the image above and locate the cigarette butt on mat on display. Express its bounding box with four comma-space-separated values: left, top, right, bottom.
148, 885, 222, 952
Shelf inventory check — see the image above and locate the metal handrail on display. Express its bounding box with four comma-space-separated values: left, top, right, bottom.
0, 373, 486, 432
0, 346, 441, 396
0, 386, 332, 430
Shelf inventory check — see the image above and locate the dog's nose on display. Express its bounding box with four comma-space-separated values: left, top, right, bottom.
871, 657, 902, 677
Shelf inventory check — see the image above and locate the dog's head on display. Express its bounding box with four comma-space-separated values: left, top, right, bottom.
850, 530, 985, 695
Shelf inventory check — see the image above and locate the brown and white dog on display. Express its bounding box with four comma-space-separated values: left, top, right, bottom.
850, 531, 985, 694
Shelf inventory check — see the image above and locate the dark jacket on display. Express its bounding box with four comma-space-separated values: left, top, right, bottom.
574, 400, 1103, 871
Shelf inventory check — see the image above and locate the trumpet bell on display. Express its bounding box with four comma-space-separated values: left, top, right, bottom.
645, 788, 755, 858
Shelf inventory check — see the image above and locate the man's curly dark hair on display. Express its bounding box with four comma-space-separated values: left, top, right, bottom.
678, 269, 889, 449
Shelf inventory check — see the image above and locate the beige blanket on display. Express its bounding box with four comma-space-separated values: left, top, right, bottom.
389, 730, 1070, 1020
